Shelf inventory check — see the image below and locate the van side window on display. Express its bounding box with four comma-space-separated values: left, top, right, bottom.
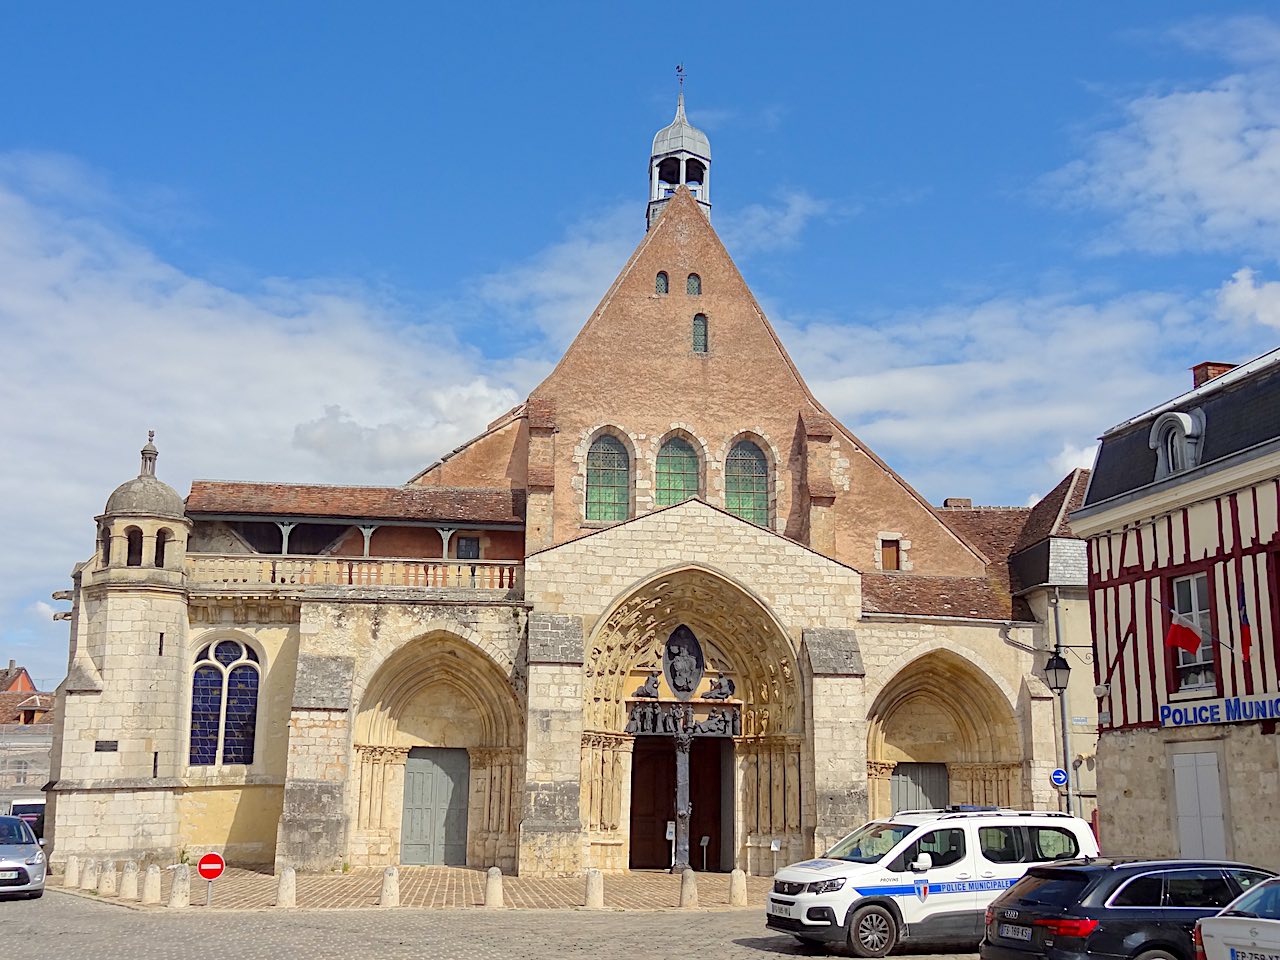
1028, 826, 1080, 861
889, 828, 966, 872
979, 826, 1026, 863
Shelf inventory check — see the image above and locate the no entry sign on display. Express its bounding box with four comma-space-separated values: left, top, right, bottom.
197, 852, 226, 882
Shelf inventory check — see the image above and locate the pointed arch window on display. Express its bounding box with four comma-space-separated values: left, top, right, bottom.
586, 435, 631, 522
190, 640, 261, 766
686, 273, 702, 295
693, 314, 708, 354
725, 440, 769, 526
656, 272, 669, 295
656, 437, 700, 507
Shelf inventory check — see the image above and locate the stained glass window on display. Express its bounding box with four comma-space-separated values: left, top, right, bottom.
586, 435, 630, 521
656, 438, 699, 507
693, 314, 708, 354
687, 273, 701, 295
189, 641, 261, 766
725, 440, 769, 526
656, 272, 669, 294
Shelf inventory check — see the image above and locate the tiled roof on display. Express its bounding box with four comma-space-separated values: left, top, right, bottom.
186, 481, 526, 525
939, 507, 1031, 563
1014, 469, 1090, 552
0, 665, 29, 691
861, 572, 1032, 622
0, 692, 55, 725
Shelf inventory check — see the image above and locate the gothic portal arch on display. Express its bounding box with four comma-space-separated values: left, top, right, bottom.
582, 565, 804, 874
348, 631, 524, 871
866, 649, 1022, 818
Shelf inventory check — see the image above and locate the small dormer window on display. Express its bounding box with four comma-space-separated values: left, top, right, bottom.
1149, 410, 1204, 481
656, 272, 669, 295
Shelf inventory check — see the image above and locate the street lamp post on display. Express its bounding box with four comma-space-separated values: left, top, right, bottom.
1043, 647, 1073, 815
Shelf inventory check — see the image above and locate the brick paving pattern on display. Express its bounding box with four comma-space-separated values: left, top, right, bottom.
0, 891, 983, 960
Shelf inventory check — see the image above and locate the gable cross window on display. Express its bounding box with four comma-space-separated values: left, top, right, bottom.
586, 435, 631, 522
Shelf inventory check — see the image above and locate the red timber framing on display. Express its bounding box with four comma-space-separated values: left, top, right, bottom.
1088, 478, 1280, 732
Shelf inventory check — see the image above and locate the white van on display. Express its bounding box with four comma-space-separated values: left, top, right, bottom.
766, 807, 1100, 957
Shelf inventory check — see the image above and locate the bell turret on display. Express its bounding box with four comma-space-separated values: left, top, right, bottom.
647, 88, 712, 230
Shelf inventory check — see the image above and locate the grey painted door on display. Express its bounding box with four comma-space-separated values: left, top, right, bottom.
401, 747, 469, 865
891, 762, 949, 813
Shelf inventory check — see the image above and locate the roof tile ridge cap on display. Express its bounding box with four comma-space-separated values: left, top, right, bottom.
191, 478, 414, 491
525, 199, 668, 401
1049, 467, 1088, 538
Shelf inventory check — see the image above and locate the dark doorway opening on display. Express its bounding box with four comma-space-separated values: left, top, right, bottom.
629, 737, 730, 871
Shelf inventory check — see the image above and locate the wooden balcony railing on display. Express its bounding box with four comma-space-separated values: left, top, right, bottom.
186, 554, 523, 594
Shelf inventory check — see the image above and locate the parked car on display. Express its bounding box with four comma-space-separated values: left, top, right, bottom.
0, 815, 46, 899
6, 798, 45, 839
979, 859, 1274, 960
1196, 876, 1280, 960
766, 806, 1100, 956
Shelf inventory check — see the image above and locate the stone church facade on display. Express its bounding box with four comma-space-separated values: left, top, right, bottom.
46, 97, 1092, 877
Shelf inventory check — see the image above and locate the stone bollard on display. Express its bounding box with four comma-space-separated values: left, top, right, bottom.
484, 866, 504, 909
729, 868, 748, 907
64, 855, 80, 888
379, 866, 399, 908
168, 864, 191, 909
584, 868, 604, 909
679, 868, 698, 908
80, 859, 99, 891
98, 860, 118, 897
120, 861, 139, 901
275, 866, 296, 908
141, 865, 162, 905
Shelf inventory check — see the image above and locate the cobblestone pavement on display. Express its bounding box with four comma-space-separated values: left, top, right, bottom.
1, 891, 982, 960
55, 864, 778, 910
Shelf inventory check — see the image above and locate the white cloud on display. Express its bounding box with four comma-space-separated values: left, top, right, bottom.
1049, 18, 1280, 257
29, 601, 56, 621
719, 190, 833, 256
1215, 266, 1280, 328
1050, 441, 1099, 476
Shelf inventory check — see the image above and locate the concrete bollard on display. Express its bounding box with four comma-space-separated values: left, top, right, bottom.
584, 868, 604, 909
484, 866, 504, 909
379, 866, 399, 907
141, 865, 162, 905
63, 855, 80, 888
120, 861, 139, 901
275, 866, 296, 908
729, 868, 748, 907
679, 868, 698, 908
168, 864, 191, 909
98, 860, 118, 897
80, 859, 98, 891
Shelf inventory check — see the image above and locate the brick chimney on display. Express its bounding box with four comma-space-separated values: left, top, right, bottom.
1192, 361, 1235, 388
942, 498, 972, 508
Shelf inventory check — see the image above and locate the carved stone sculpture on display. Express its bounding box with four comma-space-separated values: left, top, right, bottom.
632, 672, 660, 698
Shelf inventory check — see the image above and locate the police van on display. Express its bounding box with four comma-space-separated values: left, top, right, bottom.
766, 807, 1099, 957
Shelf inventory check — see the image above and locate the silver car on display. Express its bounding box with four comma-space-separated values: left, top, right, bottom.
0, 815, 45, 898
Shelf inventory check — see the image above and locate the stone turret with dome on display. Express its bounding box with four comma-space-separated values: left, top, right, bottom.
647, 89, 712, 230
104, 431, 186, 520
96, 432, 190, 570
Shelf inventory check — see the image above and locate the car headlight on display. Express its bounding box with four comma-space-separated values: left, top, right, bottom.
807, 877, 845, 894
25, 851, 44, 866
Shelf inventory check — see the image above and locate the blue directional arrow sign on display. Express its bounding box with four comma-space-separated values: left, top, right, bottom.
1050, 768, 1069, 787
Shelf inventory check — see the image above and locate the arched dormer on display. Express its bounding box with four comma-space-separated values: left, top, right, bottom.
1149, 409, 1205, 480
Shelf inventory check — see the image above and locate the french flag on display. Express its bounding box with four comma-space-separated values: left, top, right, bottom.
1239, 584, 1253, 663
1164, 610, 1202, 657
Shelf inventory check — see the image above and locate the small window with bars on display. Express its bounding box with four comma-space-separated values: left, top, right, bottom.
655, 271, 669, 295
686, 273, 702, 295
692, 314, 708, 354
1172, 572, 1214, 690
586, 434, 631, 522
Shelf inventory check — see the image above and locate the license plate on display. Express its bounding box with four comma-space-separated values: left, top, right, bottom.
999, 924, 1033, 941
769, 900, 797, 919
0, 870, 17, 880
1231, 950, 1280, 960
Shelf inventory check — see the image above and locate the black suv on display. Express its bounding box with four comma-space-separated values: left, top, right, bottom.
980, 859, 1274, 960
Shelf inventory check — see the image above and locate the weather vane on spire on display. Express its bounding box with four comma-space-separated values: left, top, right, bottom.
676, 63, 685, 91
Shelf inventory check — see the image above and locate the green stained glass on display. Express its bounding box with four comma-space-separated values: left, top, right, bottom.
586, 435, 630, 521
725, 440, 769, 526
655, 437, 699, 507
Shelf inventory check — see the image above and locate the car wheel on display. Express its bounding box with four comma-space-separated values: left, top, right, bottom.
847, 904, 898, 958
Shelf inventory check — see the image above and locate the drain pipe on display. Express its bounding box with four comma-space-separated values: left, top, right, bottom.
1051, 587, 1074, 817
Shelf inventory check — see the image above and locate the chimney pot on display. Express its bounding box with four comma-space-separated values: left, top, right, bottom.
943, 498, 973, 508
1192, 361, 1235, 389
7, 659, 14, 671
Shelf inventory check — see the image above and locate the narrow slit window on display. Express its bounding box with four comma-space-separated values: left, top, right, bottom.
693, 314, 708, 354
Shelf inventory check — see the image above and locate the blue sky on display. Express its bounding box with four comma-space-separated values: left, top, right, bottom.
4, 3, 1280, 683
